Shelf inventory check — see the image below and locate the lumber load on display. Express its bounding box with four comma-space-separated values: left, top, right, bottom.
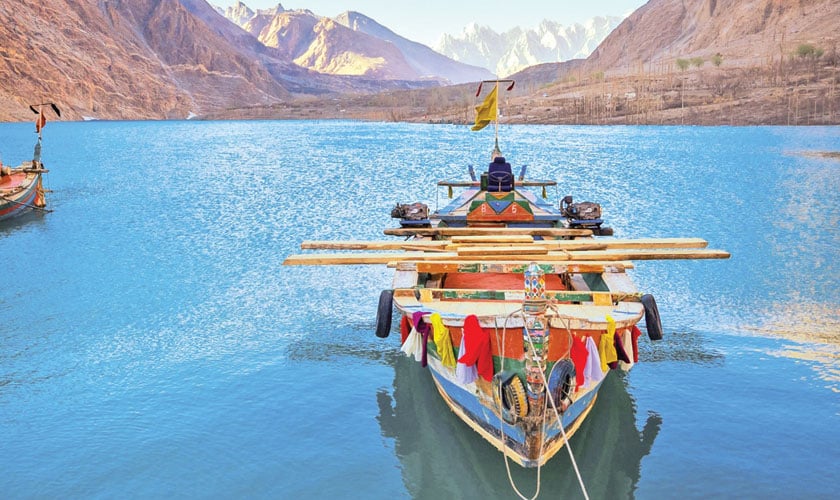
299, 237, 707, 252
283, 248, 729, 266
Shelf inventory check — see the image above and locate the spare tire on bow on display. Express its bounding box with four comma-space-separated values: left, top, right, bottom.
641, 294, 663, 341
375, 289, 394, 338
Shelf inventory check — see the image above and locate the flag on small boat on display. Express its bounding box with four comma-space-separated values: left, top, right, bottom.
471, 85, 497, 131
35, 108, 46, 133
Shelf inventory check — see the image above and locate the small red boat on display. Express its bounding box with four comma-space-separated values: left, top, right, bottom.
0, 103, 59, 221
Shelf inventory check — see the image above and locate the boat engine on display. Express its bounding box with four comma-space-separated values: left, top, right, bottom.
560, 196, 613, 236
391, 202, 430, 227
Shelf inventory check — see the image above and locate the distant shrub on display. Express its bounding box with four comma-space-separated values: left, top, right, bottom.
796, 44, 824, 58
712, 53, 723, 67
691, 57, 705, 68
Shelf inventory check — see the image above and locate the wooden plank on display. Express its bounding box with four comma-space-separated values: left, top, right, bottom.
456, 245, 550, 256
591, 237, 708, 249
383, 227, 593, 237
553, 248, 731, 261
450, 235, 535, 244
407, 260, 634, 274
300, 240, 446, 250
283, 251, 457, 265
445, 240, 606, 251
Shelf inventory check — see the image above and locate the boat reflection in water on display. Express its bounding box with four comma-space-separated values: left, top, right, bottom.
377, 354, 661, 499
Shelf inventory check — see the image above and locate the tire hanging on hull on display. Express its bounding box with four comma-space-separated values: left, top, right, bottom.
547, 359, 576, 413
641, 293, 663, 341
375, 289, 394, 338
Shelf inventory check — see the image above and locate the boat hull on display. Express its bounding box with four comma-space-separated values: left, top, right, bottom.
0, 169, 45, 221
426, 353, 602, 467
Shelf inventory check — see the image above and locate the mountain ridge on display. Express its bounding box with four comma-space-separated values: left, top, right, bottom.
435, 16, 623, 77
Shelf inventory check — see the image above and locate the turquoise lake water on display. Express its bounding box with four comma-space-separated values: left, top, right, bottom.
1, 120, 838, 499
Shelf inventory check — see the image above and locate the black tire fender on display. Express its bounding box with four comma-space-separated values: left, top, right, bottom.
547, 359, 576, 413
641, 293, 663, 341
375, 289, 394, 338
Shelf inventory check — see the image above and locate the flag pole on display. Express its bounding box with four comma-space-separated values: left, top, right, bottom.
494, 80, 500, 150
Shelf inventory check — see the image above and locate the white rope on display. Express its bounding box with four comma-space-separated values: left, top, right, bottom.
495, 309, 542, 500
538, 305, 590, 500
493, 304, 590, 500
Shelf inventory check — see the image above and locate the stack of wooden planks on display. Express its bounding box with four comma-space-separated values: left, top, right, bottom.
284, 228, 730, 266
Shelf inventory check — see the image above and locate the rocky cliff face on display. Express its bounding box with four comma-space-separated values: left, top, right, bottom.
586, 0, 840, 73
246, 11, 418, 79
0, 0, 294, 120
0, 0, 443, 121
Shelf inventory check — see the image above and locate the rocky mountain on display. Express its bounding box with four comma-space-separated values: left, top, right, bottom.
224, 4, 491, 84
434, 16, 623, 77
585, 0, 840, 73
0, 0, 294, 121
0, 0, 438, 121
248, 10, 420, 80
414, 0, 840, 126
334, 11, 493, 84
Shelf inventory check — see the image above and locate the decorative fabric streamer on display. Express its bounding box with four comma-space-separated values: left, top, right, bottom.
457, 315, 494, 381
570, 335, 588, 389
610, 330, 631, 370
455, 334, 478, 384
599, 314, 618, 371
631, 325, 642, 363
619, 328, 634, 371
430, 313, 456, 368
400, 315, 411, 344
412, 311, 432, 367
583, 336, 605, 387
400, 325, 423, 362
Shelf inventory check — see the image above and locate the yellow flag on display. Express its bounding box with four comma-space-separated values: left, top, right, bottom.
471, 85, 497, 131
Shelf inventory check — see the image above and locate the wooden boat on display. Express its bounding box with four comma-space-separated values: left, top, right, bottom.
283, 81, 729, 477
0, 103, 60, 221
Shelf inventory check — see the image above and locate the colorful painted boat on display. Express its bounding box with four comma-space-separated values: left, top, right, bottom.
283, 81, 729, 479
0, 103, 60, 222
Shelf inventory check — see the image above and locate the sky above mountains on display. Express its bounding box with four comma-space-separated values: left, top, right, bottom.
215, 0, 646, 46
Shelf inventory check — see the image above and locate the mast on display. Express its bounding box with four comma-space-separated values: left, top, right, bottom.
494, 80, 500, 148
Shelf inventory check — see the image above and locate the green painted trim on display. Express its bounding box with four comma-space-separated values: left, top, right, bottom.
582, 273, 610, 292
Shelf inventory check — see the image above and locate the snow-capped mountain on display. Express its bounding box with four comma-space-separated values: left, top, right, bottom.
435, 16, 624, 77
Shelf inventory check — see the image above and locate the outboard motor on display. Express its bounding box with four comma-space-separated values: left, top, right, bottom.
560, 195, 613, 236
391, 202, 431, 227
